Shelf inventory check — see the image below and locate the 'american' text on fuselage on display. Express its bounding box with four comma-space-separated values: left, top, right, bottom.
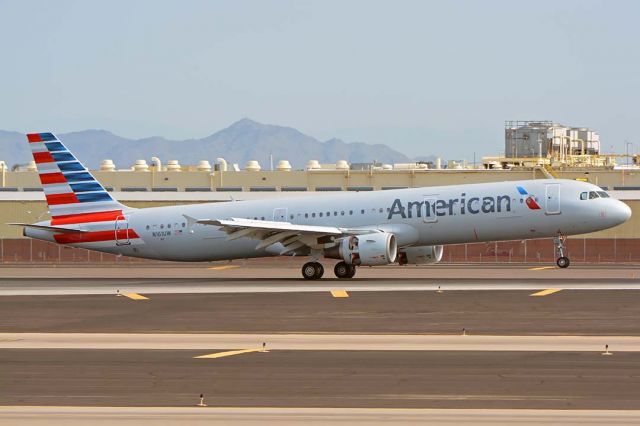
388, 194, 512, 219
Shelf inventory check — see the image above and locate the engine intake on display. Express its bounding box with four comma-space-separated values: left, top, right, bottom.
324, 232, 397, 266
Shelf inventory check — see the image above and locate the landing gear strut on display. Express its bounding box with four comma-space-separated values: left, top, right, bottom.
302, 261, 324, 280
334, 261, 357, 279
554, 234, 570, 268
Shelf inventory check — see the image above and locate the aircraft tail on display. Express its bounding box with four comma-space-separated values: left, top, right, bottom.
26, 132, 128, 223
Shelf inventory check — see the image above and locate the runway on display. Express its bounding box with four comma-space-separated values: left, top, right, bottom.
1, 290, 639, 335
2, 349, 640, 409
1, 264, 640, 421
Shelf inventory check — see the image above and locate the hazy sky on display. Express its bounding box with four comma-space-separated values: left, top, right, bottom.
1, 0, 638, 160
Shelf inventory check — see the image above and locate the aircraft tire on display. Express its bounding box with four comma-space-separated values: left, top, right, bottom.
556, 256, 570, 268
314, 262, 325, 279
346, 264, 356, 278
334, 261, 352, 279
302, 262, 321, 280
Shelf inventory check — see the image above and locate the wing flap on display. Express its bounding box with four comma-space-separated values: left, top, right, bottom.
195, 217, 344, 235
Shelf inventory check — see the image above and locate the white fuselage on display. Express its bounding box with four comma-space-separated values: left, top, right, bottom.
25, 179, 631, 262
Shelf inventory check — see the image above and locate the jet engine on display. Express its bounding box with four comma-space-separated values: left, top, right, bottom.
397, 245, 444, 265
324, 232, 397, 266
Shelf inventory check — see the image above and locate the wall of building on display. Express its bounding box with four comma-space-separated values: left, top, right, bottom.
0, 238, 636, 264
4, 167, 640, 192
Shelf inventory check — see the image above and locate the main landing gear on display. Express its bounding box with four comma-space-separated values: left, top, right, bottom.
301, 261, 357, 280
334, 261, 356, 279
302, 261, 324, 280
554, 234, 570, 268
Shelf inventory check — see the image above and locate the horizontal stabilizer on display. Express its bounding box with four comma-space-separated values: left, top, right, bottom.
7, 223, 87, 234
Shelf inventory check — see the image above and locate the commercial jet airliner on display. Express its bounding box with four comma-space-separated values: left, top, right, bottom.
12, 133, 631, 279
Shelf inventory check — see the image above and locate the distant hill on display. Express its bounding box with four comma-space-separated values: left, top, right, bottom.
0, 118, 435, 169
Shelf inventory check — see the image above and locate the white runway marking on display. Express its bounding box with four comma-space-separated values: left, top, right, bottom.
0, 407, 639, 425
1, 333, 639, 352
2, 282, 640, 296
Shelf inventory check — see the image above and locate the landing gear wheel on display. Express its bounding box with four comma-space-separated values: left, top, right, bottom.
346, 264, 356, 278
302, 262, 324, 280
553, 233, 570, 269
334, 261, 356, 279
314, 263, 324, 279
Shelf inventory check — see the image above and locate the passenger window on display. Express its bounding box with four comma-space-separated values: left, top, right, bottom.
305, 213, 308, 218
312, 213, 316, 218
379, 208, 383, 213
361, 209, 365, 214
349, 210, 353, 215
589, 191, 599, 199
597, 191, 610, 198
341, 211, 345, 216
319, 212, 323, 217
580, 192, 587, 200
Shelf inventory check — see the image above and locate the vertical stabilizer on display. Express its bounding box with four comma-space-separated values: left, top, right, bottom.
26, 132, 128, 222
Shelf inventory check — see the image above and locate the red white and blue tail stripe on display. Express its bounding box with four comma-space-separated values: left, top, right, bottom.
27, 132, 126, 220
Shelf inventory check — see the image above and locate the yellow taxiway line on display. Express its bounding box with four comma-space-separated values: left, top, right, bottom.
529, 266, 556, 271
208, 265, 240, 271
122, 293, 149, 300
530, 288, 562, 297
330, 289, 349, 298
194, 348, 267, 359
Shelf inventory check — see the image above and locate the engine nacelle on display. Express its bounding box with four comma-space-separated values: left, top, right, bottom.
324, 232, 397, 266
397, 245, 444, 265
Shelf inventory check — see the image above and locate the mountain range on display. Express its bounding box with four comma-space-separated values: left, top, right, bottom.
0, 118, 434, 170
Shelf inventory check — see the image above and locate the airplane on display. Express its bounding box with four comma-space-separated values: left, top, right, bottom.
11, 132, 631, 279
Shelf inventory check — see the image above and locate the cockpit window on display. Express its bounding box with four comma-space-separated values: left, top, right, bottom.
597, 191, 610, 198
589, 191, 599, 199
580, 192, 588, 200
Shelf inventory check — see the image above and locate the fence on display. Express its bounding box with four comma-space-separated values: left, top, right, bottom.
0, 237, 638, 264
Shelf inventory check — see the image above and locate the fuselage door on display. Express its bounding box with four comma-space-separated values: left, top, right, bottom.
273, 208, 288, 222
423, 196, 438, 223
115, 215, 131, 245
545, 184, 561, 215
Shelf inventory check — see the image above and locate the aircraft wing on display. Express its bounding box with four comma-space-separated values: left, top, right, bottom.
184, 215, 374, 254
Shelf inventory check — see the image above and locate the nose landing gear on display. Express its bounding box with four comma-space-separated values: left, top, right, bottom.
554, 234, 570, 268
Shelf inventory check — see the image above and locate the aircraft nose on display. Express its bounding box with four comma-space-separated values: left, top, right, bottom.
612, 200, 632, 225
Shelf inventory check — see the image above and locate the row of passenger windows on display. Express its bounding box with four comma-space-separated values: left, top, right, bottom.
250, 208, 389, 221
145, 222, 186, 230
580, 191, 610, 200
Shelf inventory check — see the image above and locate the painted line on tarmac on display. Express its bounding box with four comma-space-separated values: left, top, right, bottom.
4, 333, 640, 351
529, 266, 556, 271
330, 289, 349, 298
530, 288, 562, 297
122, 293, 149, 300
208, 265, 240, 271
194, 348, 267, 359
